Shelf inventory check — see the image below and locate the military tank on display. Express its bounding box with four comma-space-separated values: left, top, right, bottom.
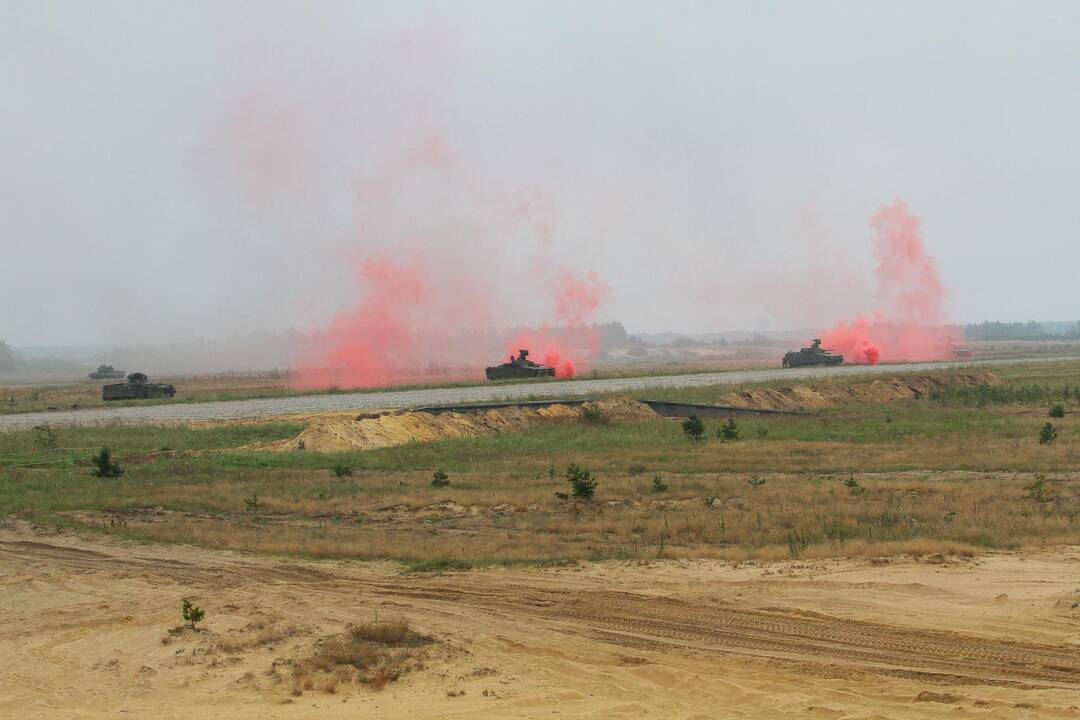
485, 349, 556, 381
88, 364, 126, 380
782, 339, 844, 368
945, 342, 974, 360
102, 372, 176, 401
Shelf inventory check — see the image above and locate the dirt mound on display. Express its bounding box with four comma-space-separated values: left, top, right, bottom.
587, 397, 658, 421
717, 371, 1003, 412
279, 398, 655, 453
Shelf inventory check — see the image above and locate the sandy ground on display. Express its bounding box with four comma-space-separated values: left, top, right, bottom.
2, 524, 1080, 719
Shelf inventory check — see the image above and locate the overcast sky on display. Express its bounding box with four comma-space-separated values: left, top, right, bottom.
3, 1, 1079, 346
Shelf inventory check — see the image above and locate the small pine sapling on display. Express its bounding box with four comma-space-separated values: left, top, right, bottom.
718, 417, 741, 442
182, 599, 205, 630
681, 415, 704, 441
91, 447, 124, 478
565, 463, 597, 499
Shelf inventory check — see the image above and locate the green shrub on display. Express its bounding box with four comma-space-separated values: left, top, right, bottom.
333, 464, 354, 477
718, 417, 741, 442
33, 424, 58, 450
651, 474, 668, 493
1049, 403, 1066, 418
787, 529, 807, 557
431, 469, 450, 488
681, 415, 704, 441
90, 447, 123, 478
580, 403, 607, 424
1039, 423, 1058, 445
182, 598, 205, 630
1023, 475, 1055, 504
565, 463, 597, 499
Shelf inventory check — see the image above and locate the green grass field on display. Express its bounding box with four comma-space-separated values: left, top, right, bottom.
2, 361, 1078, 566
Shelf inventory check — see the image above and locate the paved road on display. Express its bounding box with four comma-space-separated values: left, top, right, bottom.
1, 355, 1075, 431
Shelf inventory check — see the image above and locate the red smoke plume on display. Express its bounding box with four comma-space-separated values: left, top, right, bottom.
503, 268, 608, 378
295, 250, 609, 386
294, 256, 429, 388
290, 125, 611, 390
555, 269, 606, 326
823, 200, 959, 364
297, 262, 607, 387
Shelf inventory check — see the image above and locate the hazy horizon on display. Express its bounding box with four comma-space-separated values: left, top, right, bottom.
4, 1, 1079, 349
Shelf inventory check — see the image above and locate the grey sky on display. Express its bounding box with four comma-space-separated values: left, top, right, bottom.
3, 1, 1079, 346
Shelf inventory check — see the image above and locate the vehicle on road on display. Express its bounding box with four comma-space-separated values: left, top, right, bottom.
88, 364, 126, 380
782, 339, 844, 368
102, 372, 176, 401
485, 349, 556, 380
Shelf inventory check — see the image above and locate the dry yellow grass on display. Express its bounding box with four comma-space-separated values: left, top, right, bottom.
71, 467, 1078, 564
283, 617, 430, 696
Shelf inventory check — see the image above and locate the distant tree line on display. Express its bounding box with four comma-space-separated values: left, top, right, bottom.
596, 321, 628, 350
964, 321, 1080, 341
0, 340, 17, 373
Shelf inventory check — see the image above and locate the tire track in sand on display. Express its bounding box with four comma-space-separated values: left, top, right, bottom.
5, 540, 1079, 689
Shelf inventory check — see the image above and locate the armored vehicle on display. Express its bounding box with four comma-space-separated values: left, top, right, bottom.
945, 342, 974, 360
102, 372, 176, 401
485, 349, 556, 381
782, 339, 844, 368
88, 364, 126, 380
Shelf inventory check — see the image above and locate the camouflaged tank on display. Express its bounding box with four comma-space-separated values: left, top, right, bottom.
102, 372, 176, 400
782, 339, 844, 368
485, 349, 556, 380
88, 364, 126, 380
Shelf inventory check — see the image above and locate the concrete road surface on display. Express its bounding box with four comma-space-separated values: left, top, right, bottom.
1, 356, 1075, 431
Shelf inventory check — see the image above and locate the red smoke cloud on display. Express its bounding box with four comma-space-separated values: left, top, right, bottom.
823, 200, 959, 364
294, 256, 428, 388
296, 262, 607, 387
289, 124, 611, 390
555, 269, 607, 325
503, 328, 576, 378
503, 268, 609, 378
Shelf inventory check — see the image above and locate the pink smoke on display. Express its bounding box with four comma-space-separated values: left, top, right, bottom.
502, 268, 608, 379
293, 227, 608, 387
823, 200, 960, 364
555, 269, 607, 325
503, 329, 575, 379
297, 262, 607, 387
287, 119, 612, 390
822, 315, 881, 365
294, 256, 428, 388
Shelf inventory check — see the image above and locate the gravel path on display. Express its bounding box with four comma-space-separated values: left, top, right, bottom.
1, 356, 1074, 431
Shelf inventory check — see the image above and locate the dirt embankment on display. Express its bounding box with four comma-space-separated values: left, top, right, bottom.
265, 398, 656, 453
717, 371, 1003, 412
